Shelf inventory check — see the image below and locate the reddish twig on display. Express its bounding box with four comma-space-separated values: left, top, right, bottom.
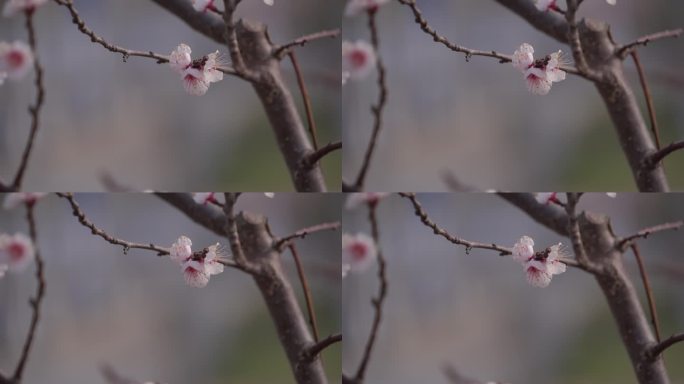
631, 51, 662, 151
288, 244, 320, 342
353, 10, 389, 190
12, 204, 46, 381
12, 11, 46, 190
289, 51, 319, 149
630, 244, 661, 343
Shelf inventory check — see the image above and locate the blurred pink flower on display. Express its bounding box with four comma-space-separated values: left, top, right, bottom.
3, 192, 46, 209
342, 40, 376, 84
342, 233, 377, 273
345, 192, 388, 210
2, 0, 48, 17
512, 43, 566, 95
0, 41, 33, 81
0, 264, 7, 279
0, 233, 35, 273
193, 192, 218, 205
344, 0, 389, 16
534, 192, 558, 205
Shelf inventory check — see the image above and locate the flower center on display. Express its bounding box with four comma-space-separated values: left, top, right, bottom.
350, 50, 368, 68
350, 243, 368, 261
8, 243, 25, 261
7, 51, 25, 69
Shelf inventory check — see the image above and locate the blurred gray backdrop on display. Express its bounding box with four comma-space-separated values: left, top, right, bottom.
343, 193, 684, 383
0, 0, 341, 191
0, 193, 341, 383
342, 1, 684, 191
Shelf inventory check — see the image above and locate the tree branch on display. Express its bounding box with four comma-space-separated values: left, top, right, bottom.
564, 193, 596, 272
617, 221, 683, 250
288, 244, 320, 342
617, 28, 683, 59
289, 51, 319, 149
57, 193, 170, 256
497, 193, 569, 236
565, 0, 601, 80
493, 0, 570, 44
274, 221, 341, 251
642, 140, 684, 171
274, 29, 341, 59
630, 244, 662, 343
648, 333, 684, 361
12, 204, 46, 382
301, 333, 342, 363
11, 11, 46, 190
353, 10, 388, 190
222, 193, 256, 272
150, 0, 227, 43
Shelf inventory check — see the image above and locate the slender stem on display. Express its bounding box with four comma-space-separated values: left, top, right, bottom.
12, 204, 46, 381
630, 244, 661, 342
643, 140, 684, 171
649, 333, 684, 360
303, 333, 342, 362
353, 10, 388, 190
299, 141, 342, 172
631, 51, 661, 150
353, 204, 388, 382
288, 244, 320, 342
222, 0, 257, 81
274, 221, 341, 250
274, 29, 341, 58
565, 0, 600, 81
618, 29, 683, 59
12, 11, 46, 189
222, 193, 257, 273
289, 51, 318, 149
618, 221, 683, 250
564, 193, 594, 271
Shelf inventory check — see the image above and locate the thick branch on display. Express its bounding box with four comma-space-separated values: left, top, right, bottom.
155, 193, 227, 236
237, 212, 328, 383
497, 193, 569, 236
150, 0, 226, 44
493, 0, 570, 44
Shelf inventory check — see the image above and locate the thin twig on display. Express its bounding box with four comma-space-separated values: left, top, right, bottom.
353, 203, 388, 382
395, 0, 581, 76
617, 221, 683, 250
564, 193, 596, 272
288, 244, 320, 342
302, 333, 342, 363
353, 9, 389, 190
648, 333, 684, 361
12, 204, 46, 381
222, 193, 257, 273
289, 51, 319, 149
299, 141, 342, 172
222, 0, 258, 81
12, 11, 46, 189
642, 140, 684, 171
57, 193, 170, 256
618, 29, 683, 59
274, 221, 341, 250
274, 29, 341, 58
630, 244, 661, 343
631, 51, 661, 150
399, 193, 512, 256
565, 0, 601, 81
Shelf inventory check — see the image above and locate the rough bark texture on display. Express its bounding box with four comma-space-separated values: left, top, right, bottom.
578, 212, 669, 383
236, 20, 327, 192
237, 212, 328, 384
579, 20, 669, 191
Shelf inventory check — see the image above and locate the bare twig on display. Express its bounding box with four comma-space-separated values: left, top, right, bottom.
564, 193, 596, 272
12, 204, 46, 381
353, 204, 388, 382
299, 141, 343, 172
289, 51, 319, 149
618, 29, 683, 59
399, 193, 512, 255
222, 193, 258, 273
12, 11, 46, 190
630, 244, 661, 343
617, 221, 683, 250
288, 244, 320, 342
564, 0, 601, 81
302, 333, 342, 363
353, 10, 389, 190
274, 29, 341, 58
57, 193, 170, 256
642, 140, 684, 171
275, 221, 341, 250
648, 333, 684, 361
631, 51, 661, 150
222, 0, 258, 81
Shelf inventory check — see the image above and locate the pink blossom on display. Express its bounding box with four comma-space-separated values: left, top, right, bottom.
264, 192, 275, 198
0, 72, 6, 86
169, 236, 224, 288
342, 40, 376, 83
512, 236, 566, 287
0, 41, 33, 81
342, 233, 377, 273
0, 264, 7, 279
342, 263, 351, 279
193, 192, 218, 205
534, 0, 558, 12
345, 192, 388, 210
0, 233, 35, 273
168, 44, 224, 96
534, 192, 559, 205
191, 0, 217, 12
512, 43, 566, 95
2, 0, 48, 17
344, 0, 390, 16
3, 192, 46, 210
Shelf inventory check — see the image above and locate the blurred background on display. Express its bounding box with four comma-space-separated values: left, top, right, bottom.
0, 0, 341, 191
0, 193, 341, 383
342, 1, 684, 191
343, 193, 684, 383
